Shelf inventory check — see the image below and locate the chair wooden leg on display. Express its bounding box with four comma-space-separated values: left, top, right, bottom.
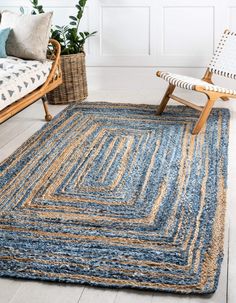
42, 95, 53, 122
192, 95, 217, 135
157, 84, 175, 115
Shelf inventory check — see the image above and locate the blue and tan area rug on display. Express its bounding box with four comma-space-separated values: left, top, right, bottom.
0, 102, 229, 294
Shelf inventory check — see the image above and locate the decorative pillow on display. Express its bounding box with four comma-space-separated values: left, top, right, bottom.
0, 11, 53, 61
0, 28, 10, 58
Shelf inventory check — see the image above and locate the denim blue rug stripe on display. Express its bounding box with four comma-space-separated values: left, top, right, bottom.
0, 102, 229, 294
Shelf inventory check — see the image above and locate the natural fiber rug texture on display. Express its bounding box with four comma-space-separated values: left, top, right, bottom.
0, 102, 229, 294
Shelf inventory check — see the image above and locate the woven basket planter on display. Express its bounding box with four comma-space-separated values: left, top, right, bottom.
47, 53, 88, 104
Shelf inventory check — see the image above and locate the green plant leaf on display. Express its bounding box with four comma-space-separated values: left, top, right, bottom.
37, 5, 44, 13
69, 16, 77, 21
20, 6, 25, 14
77, 11, 83, 19
63, 25, 70, 31
79, 0, 87, 7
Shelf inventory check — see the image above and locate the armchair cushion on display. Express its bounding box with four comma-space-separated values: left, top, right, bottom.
158, 71, 236, 95
0, 57, 52, 110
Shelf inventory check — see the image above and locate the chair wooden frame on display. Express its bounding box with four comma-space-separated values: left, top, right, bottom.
0, 39, 62, 124
156, 29, 236, 135
156, 69, 234, 135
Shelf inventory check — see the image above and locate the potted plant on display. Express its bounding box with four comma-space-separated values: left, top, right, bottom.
30, 0, 96, 104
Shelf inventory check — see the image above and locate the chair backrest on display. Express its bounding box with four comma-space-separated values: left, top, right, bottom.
208, 30, 236, 79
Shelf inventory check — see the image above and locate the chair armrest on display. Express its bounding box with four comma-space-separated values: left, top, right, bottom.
40, 39, 62, 91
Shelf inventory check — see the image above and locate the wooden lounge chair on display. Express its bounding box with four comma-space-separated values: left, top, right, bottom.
0, 39, 62, 124
156, 29, 236, 134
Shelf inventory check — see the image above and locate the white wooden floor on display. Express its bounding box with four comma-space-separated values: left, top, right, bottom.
0, 89, 235, 303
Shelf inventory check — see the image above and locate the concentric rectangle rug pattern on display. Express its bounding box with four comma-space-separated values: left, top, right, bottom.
0, 102, 229, 294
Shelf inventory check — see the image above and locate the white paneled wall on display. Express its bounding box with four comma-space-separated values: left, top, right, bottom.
1, 0, 236, 92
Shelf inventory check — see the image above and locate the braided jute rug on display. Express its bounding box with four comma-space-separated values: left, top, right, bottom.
0, 102, 229, 294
